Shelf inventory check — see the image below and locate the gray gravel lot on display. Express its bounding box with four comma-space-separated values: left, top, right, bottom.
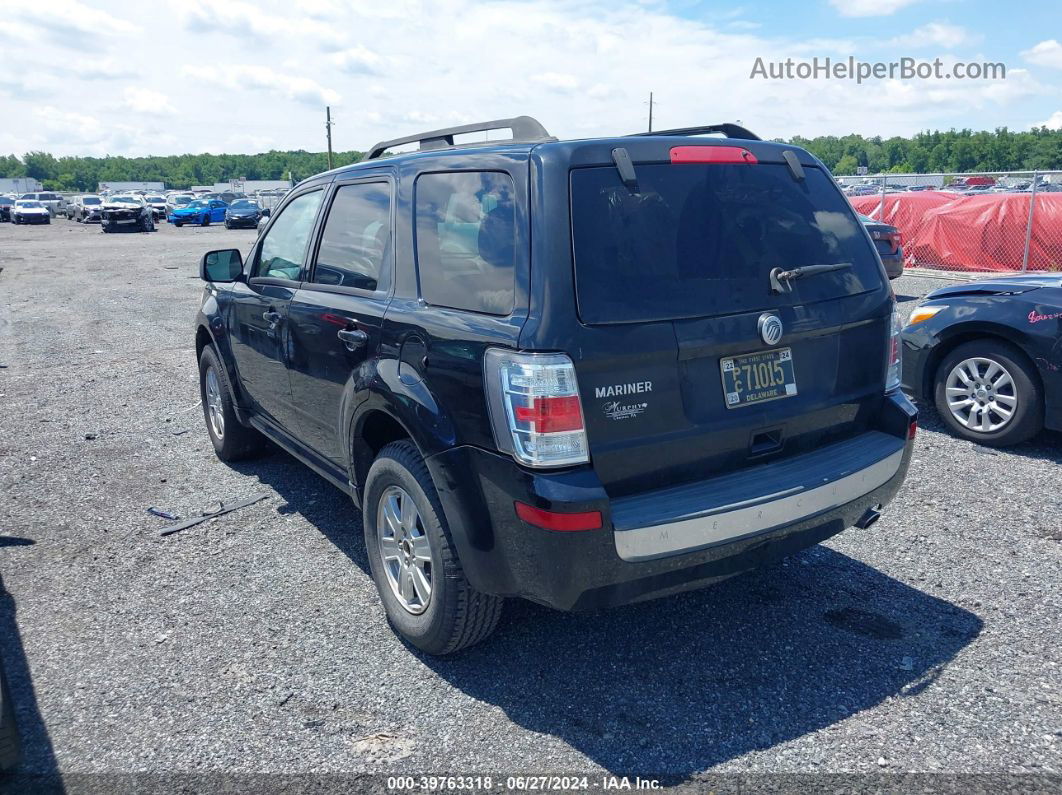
0, 219, 1059, 785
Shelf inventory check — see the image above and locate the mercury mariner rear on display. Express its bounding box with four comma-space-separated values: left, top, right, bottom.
429, 130, 917, 613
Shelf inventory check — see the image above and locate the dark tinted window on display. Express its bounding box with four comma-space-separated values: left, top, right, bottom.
570, 163, 883, 324
313, 182, 391, 292
83, 197, 100, 205
39, 193, 57, 200
414, 171, 515, 316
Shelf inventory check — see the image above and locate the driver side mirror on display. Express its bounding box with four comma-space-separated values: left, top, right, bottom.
200, 249, 244, 282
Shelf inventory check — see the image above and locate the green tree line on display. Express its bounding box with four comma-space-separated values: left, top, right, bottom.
788, 126, 1062, 175
0, 150, 365, 191
2, 127, 1061, 189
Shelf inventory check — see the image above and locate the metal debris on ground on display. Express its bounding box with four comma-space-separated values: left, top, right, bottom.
147, 507, 180, 521
159, 493, 271, 537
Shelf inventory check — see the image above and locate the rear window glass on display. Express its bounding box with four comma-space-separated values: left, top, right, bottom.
83, 197, 100, 205
570, 163, 883, 324
414, 171, 516, 316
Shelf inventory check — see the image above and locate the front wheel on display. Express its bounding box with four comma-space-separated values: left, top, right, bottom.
198, 346, 266, 461
933, 339, 1043, 447
174, 221, 183, 227
363, 441, 503, 655
201, 215, 210, 227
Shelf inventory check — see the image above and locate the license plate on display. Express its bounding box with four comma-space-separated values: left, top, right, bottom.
116, 218, 136, 224
720, 348, 797, 408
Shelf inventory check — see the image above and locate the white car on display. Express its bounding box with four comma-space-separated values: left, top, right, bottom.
144, 195, 167, 220
11, 200, 51, 225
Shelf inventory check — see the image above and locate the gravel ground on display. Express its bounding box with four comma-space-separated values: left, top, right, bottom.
0, 219, 1059, 786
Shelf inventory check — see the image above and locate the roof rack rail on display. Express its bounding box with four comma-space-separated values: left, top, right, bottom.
366, 116, 554, 160
629, 123, 761, 141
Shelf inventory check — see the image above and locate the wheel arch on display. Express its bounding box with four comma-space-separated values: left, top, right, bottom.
349, 406, 422, 497
195, 314, 250, 416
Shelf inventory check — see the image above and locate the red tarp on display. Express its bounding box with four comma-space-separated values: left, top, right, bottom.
851, 191, 1062, 272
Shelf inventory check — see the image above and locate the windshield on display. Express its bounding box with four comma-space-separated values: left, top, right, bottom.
17, 201, 42, 208
146, 196, 164, 203
187, 200, 208, 208
570, 162, 883, 324
173, 196, 192, 204
230, 200, 256, 209
0, 198, 12, 206
83, 197, 101, 205
110, 196, 139, 204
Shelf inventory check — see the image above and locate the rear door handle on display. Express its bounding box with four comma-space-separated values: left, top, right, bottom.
262, 310, 281, 325
337, 328, 369, 351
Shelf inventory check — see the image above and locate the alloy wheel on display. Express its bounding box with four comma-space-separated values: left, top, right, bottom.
204, 366, 225, 440
944, 357, 1018, 433
376, 485, 433, 614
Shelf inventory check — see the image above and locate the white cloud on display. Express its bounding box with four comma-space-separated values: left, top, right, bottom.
4, 1, 138, 49
894, 22, 980, 49
174, 0, 345, 49
1036, 110, 1062, 129
330, 45, 384, 75
829, 0, 920, 17
123, 88, 177, 115
0, 0, 1056, 157
80, 58, 140, 80
183, 64, 341, 106
1022, 40, 1062, 69
531, 72, 580, 92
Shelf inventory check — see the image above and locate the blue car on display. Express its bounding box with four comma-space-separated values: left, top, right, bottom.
169, 199, 227, 227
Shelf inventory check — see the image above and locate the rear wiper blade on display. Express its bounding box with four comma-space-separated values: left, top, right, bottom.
769, 262, 851, 294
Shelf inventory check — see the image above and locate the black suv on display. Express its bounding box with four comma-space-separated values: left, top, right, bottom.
194, 117, 916, 655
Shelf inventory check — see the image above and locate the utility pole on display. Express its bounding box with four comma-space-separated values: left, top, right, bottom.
645, 92, 657, 133
325, 106, 334, 170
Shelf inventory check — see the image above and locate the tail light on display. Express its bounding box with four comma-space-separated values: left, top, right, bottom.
484, 349, 590, 468
885, 310, 902, 392
888, 230, 902, 252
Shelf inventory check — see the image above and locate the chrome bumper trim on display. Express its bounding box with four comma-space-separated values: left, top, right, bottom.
613, 447, 905, 563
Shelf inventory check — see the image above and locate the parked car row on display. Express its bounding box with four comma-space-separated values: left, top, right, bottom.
3, 190, 270, 233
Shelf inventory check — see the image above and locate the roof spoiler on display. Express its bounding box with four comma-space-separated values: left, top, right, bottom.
628, 123, 761, 141
366, 116, 554, 160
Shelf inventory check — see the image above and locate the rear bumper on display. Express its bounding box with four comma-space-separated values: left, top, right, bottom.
881, 252, 904, 279
427, 392, 916, 611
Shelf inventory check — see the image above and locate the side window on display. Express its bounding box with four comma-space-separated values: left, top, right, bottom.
414, 171, 516, 316
254, 191, 323, 281
312, 182, 392, 293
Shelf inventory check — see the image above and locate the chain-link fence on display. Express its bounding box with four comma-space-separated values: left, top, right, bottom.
836, 171, 1062, 274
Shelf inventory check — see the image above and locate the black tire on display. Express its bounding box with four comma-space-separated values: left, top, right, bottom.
201, 215, 210, 227
363, 441, 503, 655
933, 339, 1043, 447
197, 346, 266, 461
174, 222, 183, 227
140, 215, 151, 232
102, 222, 113, 233
224, 222, 231, 229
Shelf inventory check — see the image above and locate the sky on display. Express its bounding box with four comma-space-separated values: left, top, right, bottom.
0, 0, 1060, 158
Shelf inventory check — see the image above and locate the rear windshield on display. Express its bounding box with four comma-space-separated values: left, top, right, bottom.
570, 163, 883, 324
83, 197, 101, 205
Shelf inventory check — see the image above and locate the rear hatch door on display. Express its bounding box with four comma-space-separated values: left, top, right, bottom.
558, 140, 894, 497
